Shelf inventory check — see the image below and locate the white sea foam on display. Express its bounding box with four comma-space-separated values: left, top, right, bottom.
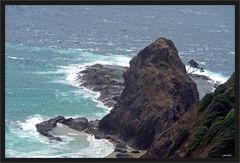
186, 65, 229, 84
199, 61, 206, 65
83, 135, 114, 158
9, 114, 51, 144
7, 116, 114, 158
51, 53, 131, 111
8, 56, 24, 60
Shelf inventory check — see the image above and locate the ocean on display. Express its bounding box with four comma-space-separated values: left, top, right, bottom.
5, 5, 235, 158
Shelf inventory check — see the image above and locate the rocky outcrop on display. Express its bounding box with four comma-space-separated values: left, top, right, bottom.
99, 37, 199, 149
77, 64, 127, 107
36, 116, 98, 141
36, 116, 65, 141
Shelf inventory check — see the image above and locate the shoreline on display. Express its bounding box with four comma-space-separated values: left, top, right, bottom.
104, 138, 147, 158
53, 123, 146, 158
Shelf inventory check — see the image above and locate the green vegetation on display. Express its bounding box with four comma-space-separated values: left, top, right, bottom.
158, 60, 169, 68
197, 93, 213, 112
186, 126, 208, 156
208, 139, 234, 157
186, 72, 235, 158
168, 127, 189, 156
201, 110, 234, 146
155, 61, 170, 74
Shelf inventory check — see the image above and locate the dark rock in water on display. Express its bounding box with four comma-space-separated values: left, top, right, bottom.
84, 120, 105, 139
36, 116, 65, 141
36, 116, 89, 140
131, 150, 140, 153
99, 37, 199, 149
105, 135, 114, 140
114, 147, 127, 153
61, 117, 88, 132
115, 143, 127, 149
78, 64, 127, 107
116, 153, 133, 158
46, 134, 62, 141
189, 74, 211, 80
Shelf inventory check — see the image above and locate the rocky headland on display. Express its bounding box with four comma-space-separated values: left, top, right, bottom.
36, 37, 235, 158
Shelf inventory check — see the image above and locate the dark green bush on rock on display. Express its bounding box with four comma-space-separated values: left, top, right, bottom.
186, 126, 208, 156
197, 93, 213, 112
201, 109, 235, 146
168, 128, 189, 156
186, 72, 235, 158
208, 139, 235, 157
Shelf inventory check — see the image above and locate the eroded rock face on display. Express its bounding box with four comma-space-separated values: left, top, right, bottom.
99, 37, 199, 149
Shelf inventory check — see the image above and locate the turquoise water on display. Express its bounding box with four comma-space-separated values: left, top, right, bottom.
5, 44, 131, 157
5, 5, 234, 158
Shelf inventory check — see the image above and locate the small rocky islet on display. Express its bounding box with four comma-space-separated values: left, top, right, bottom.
36, 37, 235, 158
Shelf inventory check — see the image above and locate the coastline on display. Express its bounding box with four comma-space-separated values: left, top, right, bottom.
53, 123, 146, 158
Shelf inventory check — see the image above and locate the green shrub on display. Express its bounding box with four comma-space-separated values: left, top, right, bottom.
203, 99, 231, 128
168, 128, 189, 156
185, 126, 208, 156
197, 93, 213, 112
201, 110, 234, 146
208, 139, 234, 157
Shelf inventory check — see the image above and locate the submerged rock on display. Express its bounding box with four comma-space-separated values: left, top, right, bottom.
99, 37, 199, 149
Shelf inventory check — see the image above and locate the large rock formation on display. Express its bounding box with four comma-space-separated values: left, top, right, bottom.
99, 37, 199, 149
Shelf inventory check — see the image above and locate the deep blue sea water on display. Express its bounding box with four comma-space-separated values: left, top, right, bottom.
5, 5, 235, 158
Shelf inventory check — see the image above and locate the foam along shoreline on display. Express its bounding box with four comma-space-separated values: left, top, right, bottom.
185, 65, 228, 84
51, 123, 146, 158
51, 123, 115, 158
51, 54, 132, 111
8, 115, 114, 158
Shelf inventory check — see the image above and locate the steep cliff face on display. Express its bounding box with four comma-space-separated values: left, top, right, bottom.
144, 72, 235, 158
99, 37, 199, 149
